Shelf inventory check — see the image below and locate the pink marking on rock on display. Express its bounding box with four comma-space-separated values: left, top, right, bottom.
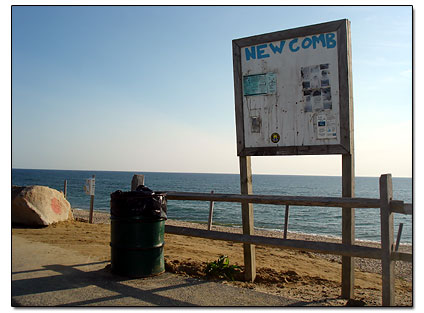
51, 198, 62, 214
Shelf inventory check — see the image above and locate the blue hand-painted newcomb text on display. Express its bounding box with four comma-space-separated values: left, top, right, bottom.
245, 33, 337, 61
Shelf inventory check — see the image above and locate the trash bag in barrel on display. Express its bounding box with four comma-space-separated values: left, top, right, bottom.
110, 186, 167, 220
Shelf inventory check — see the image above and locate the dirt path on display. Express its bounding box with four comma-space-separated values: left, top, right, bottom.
12, 235, 296, 306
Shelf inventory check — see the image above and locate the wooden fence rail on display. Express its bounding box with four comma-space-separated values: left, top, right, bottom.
165, 191, 409, 213
161, 174, 412, 306
165, 224, 411, 263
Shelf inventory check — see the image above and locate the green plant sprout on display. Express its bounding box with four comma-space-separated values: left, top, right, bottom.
204, 255, 242, 281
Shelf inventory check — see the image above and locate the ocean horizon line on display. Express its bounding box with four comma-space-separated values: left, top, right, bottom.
11, 168, 412, 179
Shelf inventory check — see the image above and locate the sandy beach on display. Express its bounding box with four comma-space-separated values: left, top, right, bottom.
12, 208, 412, 306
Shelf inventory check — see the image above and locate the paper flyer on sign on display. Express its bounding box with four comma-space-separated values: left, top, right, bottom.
316, 113, 337, 139
243, 73, 276, 96
301, 64, 333, 113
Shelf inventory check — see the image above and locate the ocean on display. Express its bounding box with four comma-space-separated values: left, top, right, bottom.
11, 168, 412, 244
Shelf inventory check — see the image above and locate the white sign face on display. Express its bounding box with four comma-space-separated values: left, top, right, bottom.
241, 32, 340, 149
84, 178, 95, 196
233, 19, 352, 156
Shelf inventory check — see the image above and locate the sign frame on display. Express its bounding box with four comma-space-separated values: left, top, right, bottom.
232, 19, 353, 157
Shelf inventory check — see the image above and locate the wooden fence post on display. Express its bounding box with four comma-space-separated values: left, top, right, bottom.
63, 180, 67, 199
88, 175, 95, 224
395, 223, 404, 252
380, 174, 395, 306
131, 174, 145, 191
283, 205, 289, 239
239, 155, 256, 282
208, 191, 214, 231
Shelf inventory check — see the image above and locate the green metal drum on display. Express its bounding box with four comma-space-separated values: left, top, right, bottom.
110, 217, 165, 277
110, 189, 167, 278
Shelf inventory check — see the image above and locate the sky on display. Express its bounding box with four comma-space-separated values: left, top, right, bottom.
10, 5, 413, 177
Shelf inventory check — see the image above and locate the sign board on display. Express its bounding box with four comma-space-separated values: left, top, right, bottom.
84, 178, 95, 196
233, 19, 353, 156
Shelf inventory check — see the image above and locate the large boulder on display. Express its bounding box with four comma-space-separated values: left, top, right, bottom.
12, 185, 74, 226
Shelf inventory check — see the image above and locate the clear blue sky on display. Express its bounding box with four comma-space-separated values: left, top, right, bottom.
11, 5, 412, 177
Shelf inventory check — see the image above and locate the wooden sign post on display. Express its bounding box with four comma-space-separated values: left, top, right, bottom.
342, 153, 355, 299
239, 156, 256, 282
233, 19, 355, 295
84, 175, 95, 224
